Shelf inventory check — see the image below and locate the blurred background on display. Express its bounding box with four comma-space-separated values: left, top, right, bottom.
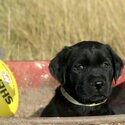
0, 0, 125, 60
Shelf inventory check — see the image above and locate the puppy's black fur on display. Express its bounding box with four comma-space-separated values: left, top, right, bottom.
41, 41, 123, 117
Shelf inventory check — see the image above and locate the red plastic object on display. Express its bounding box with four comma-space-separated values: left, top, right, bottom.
4, 61, 125, 88
112, 66, 125, 87
5, 61, 53, 89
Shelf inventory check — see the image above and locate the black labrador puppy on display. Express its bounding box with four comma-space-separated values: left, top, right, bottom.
41, 41, 123, 117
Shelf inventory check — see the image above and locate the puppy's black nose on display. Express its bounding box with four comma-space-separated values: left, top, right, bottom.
94, 81, 104, 90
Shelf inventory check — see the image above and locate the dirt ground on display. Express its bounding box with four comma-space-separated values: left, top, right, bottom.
16, 83, 58, 117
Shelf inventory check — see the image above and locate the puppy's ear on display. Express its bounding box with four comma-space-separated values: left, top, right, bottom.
106, 45, 124, 81
49, 47, 71, 85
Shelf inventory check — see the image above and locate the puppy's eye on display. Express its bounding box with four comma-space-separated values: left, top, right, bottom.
102, 62, 110, 68
73, 64, 86, 72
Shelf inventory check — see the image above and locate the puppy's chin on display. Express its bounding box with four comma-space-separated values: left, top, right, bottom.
89, 95, 107, 103
77, 95, 107, 104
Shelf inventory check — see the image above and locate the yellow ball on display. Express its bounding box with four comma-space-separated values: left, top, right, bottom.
0, 60, 19, 116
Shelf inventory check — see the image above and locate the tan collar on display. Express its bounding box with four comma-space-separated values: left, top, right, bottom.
60, 87, 107, 107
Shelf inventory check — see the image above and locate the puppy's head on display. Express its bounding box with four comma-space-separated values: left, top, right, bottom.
49, 41, 123, 104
